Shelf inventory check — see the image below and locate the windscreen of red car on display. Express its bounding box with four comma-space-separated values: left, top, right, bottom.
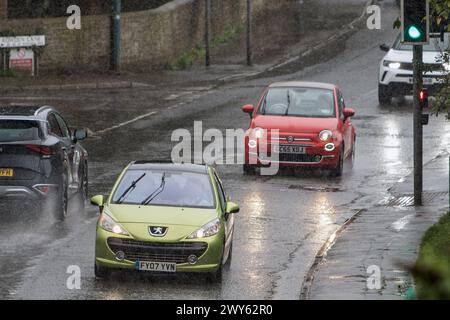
0, 120, 42, 142
259, 87, 336, 118
112, 170, 216, 209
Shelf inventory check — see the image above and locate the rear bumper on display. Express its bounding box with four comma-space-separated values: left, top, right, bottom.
0, 184, 57, 201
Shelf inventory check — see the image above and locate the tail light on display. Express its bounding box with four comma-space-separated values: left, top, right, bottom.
26, 145, 56, 156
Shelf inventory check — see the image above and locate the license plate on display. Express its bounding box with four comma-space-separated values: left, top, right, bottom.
409, 78, 433, 84
273, 145, 306, 154
136, 261, 177, 273
0, 168, 13, 177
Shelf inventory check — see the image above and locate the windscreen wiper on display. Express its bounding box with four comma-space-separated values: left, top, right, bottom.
141, 172, 166, 206
285, 89, 291, 115
116, 173, 146, 204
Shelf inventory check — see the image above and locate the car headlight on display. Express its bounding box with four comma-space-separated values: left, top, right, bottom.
319, 130, 333, 142
383, 61, 401, 69
187, 218, 221, 239
253, 127, 265, 139
99, 212, 129, 235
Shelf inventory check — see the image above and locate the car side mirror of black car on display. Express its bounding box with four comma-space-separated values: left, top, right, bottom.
380, 44, 390, 52
73, 129, 88, 142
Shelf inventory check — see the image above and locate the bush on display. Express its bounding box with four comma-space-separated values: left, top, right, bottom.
414, 212, 450, 300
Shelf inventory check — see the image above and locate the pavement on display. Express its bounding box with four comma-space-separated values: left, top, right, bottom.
306, 153, 450, 300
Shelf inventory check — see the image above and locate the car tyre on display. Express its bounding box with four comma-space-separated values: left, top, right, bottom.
55, 175, 68, 221
330, 147, 344, 177
207, 265, 223, 284
95, 263, 110, 280
243, 164, 256, 175
224, 242, 233, 269
349, 138, 356, 168
378, 84, 392, 105
81, 162, 89, 203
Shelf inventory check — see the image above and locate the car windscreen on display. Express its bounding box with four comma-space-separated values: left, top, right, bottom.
112, 169, 216, 209
259, 87, 336, 118
394, 35, 450, 52
0, 120, 42, 142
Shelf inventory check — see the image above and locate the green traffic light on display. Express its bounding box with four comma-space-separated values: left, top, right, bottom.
407, 25, 423, 40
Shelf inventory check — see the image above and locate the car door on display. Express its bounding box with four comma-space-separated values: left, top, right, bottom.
47, 112, 75, 188
214, 171, 234, 258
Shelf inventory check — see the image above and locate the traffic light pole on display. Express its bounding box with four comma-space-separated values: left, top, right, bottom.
413, 44, 423, 205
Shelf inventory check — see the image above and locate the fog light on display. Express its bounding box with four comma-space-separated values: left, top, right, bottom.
187, 255, 198, 265
248, 140, 257, 149
314, 155, 322, 162
115, 251, 125, 261
324, 143, 335, 152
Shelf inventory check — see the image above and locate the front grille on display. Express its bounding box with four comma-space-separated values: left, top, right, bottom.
107, 238, 208, 264
401, 63, 443, 72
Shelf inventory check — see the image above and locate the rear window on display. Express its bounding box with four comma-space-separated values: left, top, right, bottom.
0, 120, 42, 142
112, 169, 216, 209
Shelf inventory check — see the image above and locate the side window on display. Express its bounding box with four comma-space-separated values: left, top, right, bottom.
55, 114, 70, 138
214, 172, 226, 212
47, 113, 63, 137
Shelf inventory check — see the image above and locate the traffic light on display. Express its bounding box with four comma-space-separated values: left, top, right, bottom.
401, 0, 430, 44
419, 88, 429, 125
419, 88, 429, 109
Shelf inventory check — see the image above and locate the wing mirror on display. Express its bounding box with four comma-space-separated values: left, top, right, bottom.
91, 195, 105, 213
343, 108, 356, 120
242, 104, 255, 118
226, 202, 240, 214
379, 44, 390, 52
73, 129, 88, 142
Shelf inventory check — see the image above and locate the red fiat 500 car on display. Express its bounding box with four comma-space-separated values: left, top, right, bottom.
242, 82, 356, 176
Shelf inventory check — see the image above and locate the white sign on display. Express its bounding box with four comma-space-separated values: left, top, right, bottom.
9, 48, 34, 75
0, 35, 45, 48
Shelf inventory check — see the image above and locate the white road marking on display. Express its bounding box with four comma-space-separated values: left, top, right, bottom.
94, 111, 158, 135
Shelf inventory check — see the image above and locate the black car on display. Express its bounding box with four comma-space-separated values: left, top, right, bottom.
0, 105, 88, 220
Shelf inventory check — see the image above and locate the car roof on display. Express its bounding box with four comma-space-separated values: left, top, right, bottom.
0, 105, 54, 118
128, 162, 210, 174
268, 81, 337, 90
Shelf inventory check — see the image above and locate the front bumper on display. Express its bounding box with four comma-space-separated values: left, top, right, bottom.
379, 66, 445, 95
245, 140, 340, 168
95, 227, 224, 273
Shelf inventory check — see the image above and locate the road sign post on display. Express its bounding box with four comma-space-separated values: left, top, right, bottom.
247, 0, 253, 66
205, 0, 211, 67
111, 0, 121, 72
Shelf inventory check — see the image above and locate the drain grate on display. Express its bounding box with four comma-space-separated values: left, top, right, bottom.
384, 192, 449, 207
288, 185, 342, 192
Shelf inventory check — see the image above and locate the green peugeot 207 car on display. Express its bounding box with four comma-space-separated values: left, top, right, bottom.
91, 162, 239, 282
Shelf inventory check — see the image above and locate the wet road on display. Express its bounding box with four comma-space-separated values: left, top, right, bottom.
1, 1, 449, 300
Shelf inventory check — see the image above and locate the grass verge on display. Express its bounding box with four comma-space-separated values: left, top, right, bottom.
168, 25, 244, 71
414, 212, 450, 299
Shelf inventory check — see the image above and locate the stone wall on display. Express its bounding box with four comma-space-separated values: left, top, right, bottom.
0, 0, 289, 72
0, 0, 7, 19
